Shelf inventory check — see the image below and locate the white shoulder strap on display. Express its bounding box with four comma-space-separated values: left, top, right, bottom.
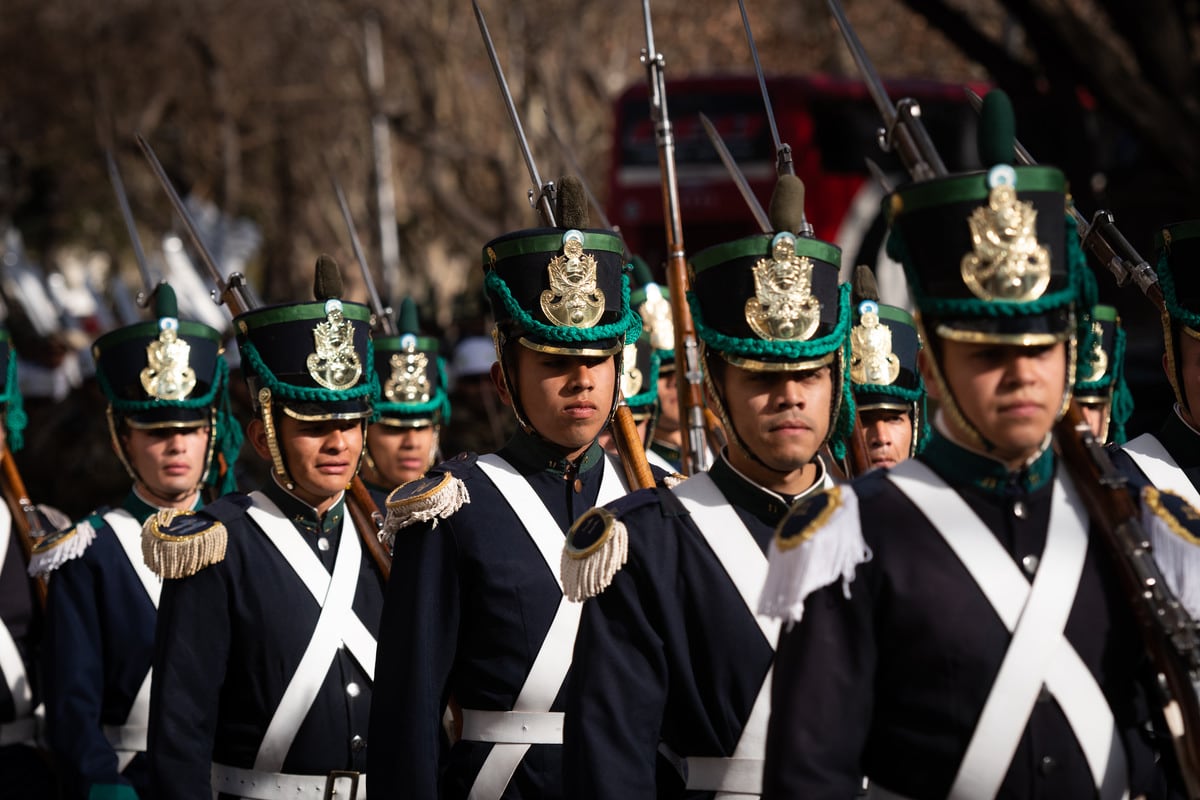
245, 492, 376, 773
1122, 433, 1200, 510
467, 454, 623, 800
671, 472, 781, 798
104, 509, 161, 608
887, 460, 1127, 800
0, 503, 31, 722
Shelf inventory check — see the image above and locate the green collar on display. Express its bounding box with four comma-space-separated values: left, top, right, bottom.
263, 478, 346, 538
1160, 407, 1200, 468
650, 439, 681, 464
921, 430, 1055, 494
708, 452, 828, 527
500, 427, 605, 477
124, 488, 203, 525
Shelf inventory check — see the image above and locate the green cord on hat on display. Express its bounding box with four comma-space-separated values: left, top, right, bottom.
484, 269, 643, 346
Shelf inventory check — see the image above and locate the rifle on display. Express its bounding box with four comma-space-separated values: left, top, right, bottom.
641, 0, 711, 476
135, 134, 393, 582
104, 148, 160, 308
0, 447, 47, 608
829, 1, 1200, 791
474, 0, 655, 490
362, 13, 403, 307
698, 112, 771, 234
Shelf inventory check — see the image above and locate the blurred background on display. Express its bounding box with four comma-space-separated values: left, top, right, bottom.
1, 0, 1197, 515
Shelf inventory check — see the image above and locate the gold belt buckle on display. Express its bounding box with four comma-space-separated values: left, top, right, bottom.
323, 770, 360, 800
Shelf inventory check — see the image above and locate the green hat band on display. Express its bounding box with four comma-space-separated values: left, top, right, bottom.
484, 269, 643, 347
0, 353, 26, 452
375, 355, 452, 425
687, 281, 852, 363
240, 337, 381, 409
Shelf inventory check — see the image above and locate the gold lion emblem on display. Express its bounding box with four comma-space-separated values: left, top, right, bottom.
960, 184, 1051, 302
744, 234, 821, 341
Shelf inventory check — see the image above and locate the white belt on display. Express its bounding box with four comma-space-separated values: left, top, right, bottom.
460, 709, 563, 745
685, 756, 763, 795
211, 763, 366, 800
0, 716, 37, 746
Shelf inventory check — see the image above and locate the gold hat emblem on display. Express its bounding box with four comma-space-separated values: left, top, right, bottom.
140, 318, 197, 401
541, 231, 605, 328
307, 299, 363, 391
1079, 320, 1109, 383
638, 284, 675, 352
850, 302, 900, 386
960, 183, 1051, 302
745, 233, 821, 341
384, 335, 431, 403
620, 342, 644, 398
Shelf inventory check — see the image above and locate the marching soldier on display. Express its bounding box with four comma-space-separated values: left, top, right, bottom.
33, 285, 240, 799
847, 264, 927, 470
598, 282, 663, 469
1075, 304, 1131, 443
1115, 223, 1200, 501
367, 183, 649, 799
630, 258, 688, 472
359, 297, 450, 502
759, 92, 1179, 799
0, 326, 64, 797
562, 173, 853, 799
144, 257, 384, 800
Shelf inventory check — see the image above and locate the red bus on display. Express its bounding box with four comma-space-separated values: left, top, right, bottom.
607, 74, 986, 298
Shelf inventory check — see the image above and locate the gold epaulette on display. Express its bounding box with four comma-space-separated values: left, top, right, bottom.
141, 509, 228, 579
663, 472, 687, 488
27, 519, 98, 578
382, 471, 470, 548
561, 506, 629, 603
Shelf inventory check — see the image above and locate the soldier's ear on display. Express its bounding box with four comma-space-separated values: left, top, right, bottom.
246, 418, 272, 462
918, 349, 942, 403
492, 361, 512, 408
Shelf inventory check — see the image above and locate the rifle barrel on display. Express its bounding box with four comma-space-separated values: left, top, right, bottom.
104, 149, 157, 306
737, 0, 793, 177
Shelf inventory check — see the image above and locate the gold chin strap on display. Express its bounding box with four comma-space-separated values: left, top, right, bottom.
106, 406, 142, 486
1162, 311, 1187, 410
259, 388, 295, 491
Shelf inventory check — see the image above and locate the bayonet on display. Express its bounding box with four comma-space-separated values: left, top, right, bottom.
699, 112, 771, 233
328, 169, 398, 336
642, 0, 711, 475
827, 0, 945, 181
963, 87, 1162, 307
135, 133, 258, 318
737, 0, 792, 178
104, 148, 160, 307
472, 0, 556, 226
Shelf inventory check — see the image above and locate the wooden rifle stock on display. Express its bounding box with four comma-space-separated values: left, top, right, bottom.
347, 478, 392, 582
845, 410, 872, 478
1054, 401, 1200, 797
0, 446, 47, 608
613, 404, 655, 490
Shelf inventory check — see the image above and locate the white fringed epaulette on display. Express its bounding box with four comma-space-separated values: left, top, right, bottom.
382, 471, 471, 548
757, 485, 872, 624
561, 506, 628, 602
663, 473, 687, 489
27, 519, 98, 578
141, 508, 228, 579
1141, 486, 1200, 620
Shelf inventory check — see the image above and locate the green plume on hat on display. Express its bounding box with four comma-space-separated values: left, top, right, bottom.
154, 282, 179, 320
397, 297, 420, 336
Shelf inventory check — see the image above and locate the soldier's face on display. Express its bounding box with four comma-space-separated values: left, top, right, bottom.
270, 416, 364, 511
859, 408, 913, 468
1172, 333, 1200, 429
928, 340, 1066, 467
366, 423, 438, 488
717, 362, 831, 493
124, 425, 210, 505
656, 371, 679, 435
497, 347, 616, 460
